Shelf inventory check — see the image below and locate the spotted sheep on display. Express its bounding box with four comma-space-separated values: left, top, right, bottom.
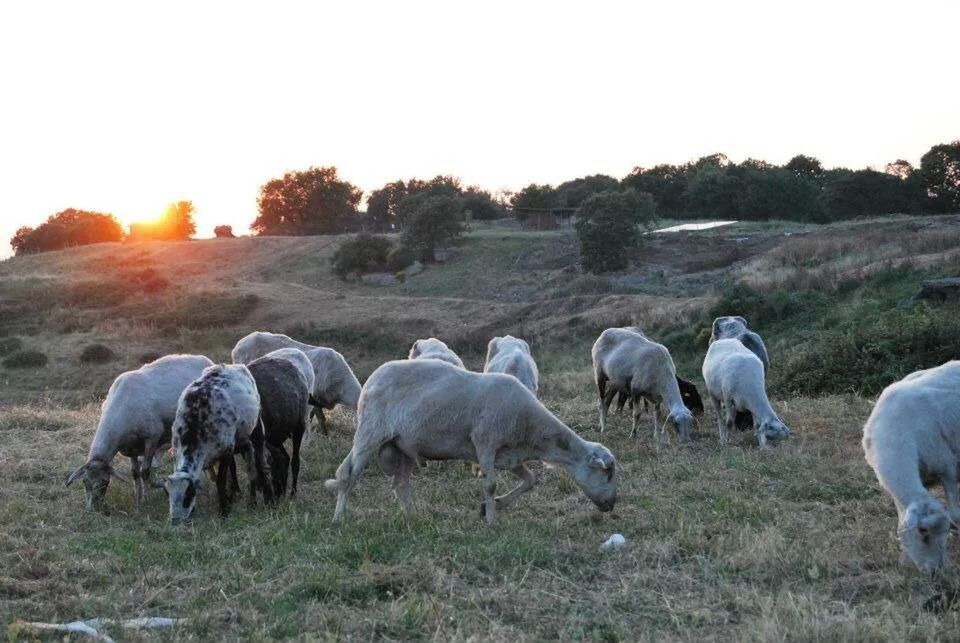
325, 359, 618, 525
66, 354, 214, 509
165, 364, 270, 522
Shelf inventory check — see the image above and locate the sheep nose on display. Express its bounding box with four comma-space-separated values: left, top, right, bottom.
597, 499, 616, 512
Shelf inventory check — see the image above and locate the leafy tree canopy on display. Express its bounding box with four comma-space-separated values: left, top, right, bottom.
576, 189, 657, 273
11, 209, 123, 256
253, 166, 362, 235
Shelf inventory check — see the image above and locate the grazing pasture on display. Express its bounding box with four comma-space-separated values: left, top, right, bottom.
3, 215, 960, 639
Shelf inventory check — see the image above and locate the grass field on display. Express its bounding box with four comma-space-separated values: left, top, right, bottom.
3, 215, 960, 640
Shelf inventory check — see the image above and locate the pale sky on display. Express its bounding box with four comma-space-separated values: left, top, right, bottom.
1, 0, 958, 257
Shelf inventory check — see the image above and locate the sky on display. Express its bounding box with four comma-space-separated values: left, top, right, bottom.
1, 0, 958, 257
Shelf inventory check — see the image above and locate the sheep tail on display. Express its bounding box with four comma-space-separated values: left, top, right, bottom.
324, 448, 355, 492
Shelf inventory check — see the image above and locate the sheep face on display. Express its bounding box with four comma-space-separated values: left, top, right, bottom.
757, 419, 791, 446
900, 500, 950, 573
667, 408, 695, 442
65, 459, 125, 509
572, 444, 618, 512
676, 377, 704, 415
166, 472, 201, 523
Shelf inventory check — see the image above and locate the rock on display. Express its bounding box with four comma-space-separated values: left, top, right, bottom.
404, 261, 424, 277
915, 277, 960, 303
600, 533, 626, 551
360, 272, 399, 287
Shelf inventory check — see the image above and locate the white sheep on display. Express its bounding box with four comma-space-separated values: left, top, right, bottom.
408, 337, 465, 368
232, 331, 362, 434
165, 364, 269, 522
592, 327, 695, 443
710, 315, 770, 373
862, 361, 960, 573
65, 354, 214, 509
702, 338, 790, 447
325, 359, 618, 524
483, 335, 539, 396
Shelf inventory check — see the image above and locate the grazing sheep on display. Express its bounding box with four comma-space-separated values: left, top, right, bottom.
702, 339, 790, 447
165, 364, 270, 521
247, 354, 310, 498
66, 354, 214, 509
710, 316, 770, 431
325, 359, 617, 525
615, 376, 704, 417
862, 361, 960, 573
483, 335, 539, 396
408, 338, 465, 369
231, 331, 362, 434
592, 327, 695, 443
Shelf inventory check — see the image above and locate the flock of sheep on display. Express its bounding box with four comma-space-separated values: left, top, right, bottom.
65, 319, 960, 573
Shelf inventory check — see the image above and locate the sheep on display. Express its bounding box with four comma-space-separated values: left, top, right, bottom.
702, 338, 790, 447
483, 335, 538, 396
325, 359, 617, 525
65, 354, 214, 509
862, 361, 960, 573
710, 316, 770, 430
165, 364, 270, 522
231, 331, 362, 434
408, 337, 465, 369
247, 354, 310, 498
259, 348, 316, 402
592, 327, 695, 443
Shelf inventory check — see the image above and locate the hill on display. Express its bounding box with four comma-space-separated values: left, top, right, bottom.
3, 215, 960, 639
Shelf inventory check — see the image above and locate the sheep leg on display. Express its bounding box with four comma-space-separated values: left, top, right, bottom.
599, 388, 616, 434
290, 430, 303, 498
129, 456, 143, 506
478, 453, 498, 525
216, 455, 233, 517
391, 451, 416, 514
491, 464, 536, 511
942, 473, 960, 526
711, 395, 728, 443
139, 438, 159, 500
330, 445, 378, 523
631, 393, 643, 439
267, 443, 289, 498
248, 434, 273, 506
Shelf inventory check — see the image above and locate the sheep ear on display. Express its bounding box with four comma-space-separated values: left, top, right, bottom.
65, 463, 87, 487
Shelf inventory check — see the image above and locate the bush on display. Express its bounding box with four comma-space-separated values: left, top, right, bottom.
80, 343, 116, 364
400, 195, 467, 263
575, 189, 657, 273
0, 337, 24, 357
708, 284, 807, 328
214, 225, 235, 238
778, 305, 960, 396
386, 245, 416, 272
3, 349, 48, 368
11, 209, 123, 256
331, 234, 394, 278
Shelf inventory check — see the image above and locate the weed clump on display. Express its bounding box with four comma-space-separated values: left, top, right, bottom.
79, 343, 116, 364
3, 349, 48, 368
0, 336, 24, 356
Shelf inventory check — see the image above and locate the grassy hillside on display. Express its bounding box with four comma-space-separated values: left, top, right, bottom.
3, 215, 960, 639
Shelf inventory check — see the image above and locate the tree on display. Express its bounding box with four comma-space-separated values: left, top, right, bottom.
554, 175, 620, 209
885, 159, 914, 179
365, 180, 408, 231
736, 168, 821, 221
575, 189, 657, 273
817, 169, 911, 220
510, 184, 556, 212
920, 141, 960, 212
683, 163, 740, 219
10, 209, 124, 256
401, 195, 467, 262
330, 233, 393, 278
214, 225, 235, 238
785, 155, 825, 182
622, 164, 691, 218
461, 187, 506, 220
128, 201, 197, 241
253, 166, 362, 235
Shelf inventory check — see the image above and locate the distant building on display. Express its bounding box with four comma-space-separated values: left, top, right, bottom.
514, 207, 577, 230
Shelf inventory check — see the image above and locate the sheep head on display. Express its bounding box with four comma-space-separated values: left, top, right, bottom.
65, 459, 127, 509
572, 443, 618, 512
900, 499, 950, 573
666, 407, 695, 443
166, 471, 202, 523
757, 418, 791, 447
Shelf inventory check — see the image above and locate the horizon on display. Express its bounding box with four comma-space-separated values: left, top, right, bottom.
2, 1, 958, 258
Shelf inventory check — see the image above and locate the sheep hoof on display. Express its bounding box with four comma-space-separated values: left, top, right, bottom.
479, 502, 487, 517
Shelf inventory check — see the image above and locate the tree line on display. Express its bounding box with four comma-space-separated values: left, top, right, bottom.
9, 141, 960, 258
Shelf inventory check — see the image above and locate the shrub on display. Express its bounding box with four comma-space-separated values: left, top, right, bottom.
214, 225, 235, 238
386, 245, 416, 273
331, 234, 394, 278
400, 195, 467, 263
0, 337, 24, 357
3, 349, 48, 368
80, 343, 116, 364
575, 189, 657, 273
708, 284, 807, 328
11, 209, 123, 256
